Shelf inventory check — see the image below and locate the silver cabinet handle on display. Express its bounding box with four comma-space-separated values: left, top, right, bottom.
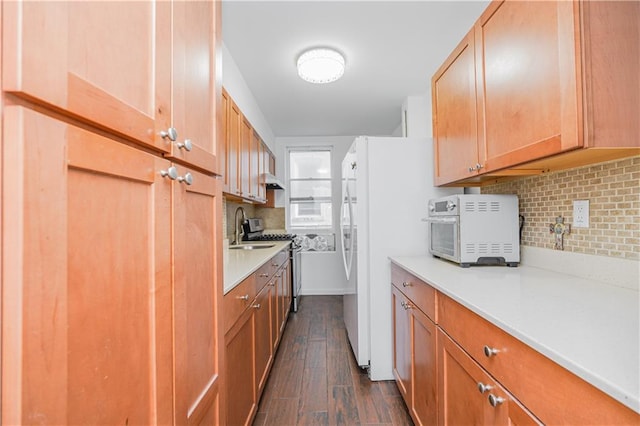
252, 303, 261, 309
237, 294, 249, 301
400, 301, 412, 310
177, 139, 193, 152
468, 166, 475, 172
160, 166, 178, 180
160, 127, 177, 141
268, 282, 275, 287
177, 172, 193, 185
402, 281, 412, 287
488, 394, 505, 407
259, 273, 269, 278
483, 345, 499, 357
475, 163, 484, 171
477, 382, 493, 394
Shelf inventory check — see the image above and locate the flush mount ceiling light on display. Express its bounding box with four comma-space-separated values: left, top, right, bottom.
297, 48, 345, 84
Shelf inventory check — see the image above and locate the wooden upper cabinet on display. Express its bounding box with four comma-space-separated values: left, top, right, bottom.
221, 89, 230, 192
2, 106, 174, 425
240, 117, 252, 198
228, 99, 242, 197
432, 0, 640, 186
432, 28, 481, 186
250, 130, 261, 200
165, 0, 219, 174
475, 0, 581, 172
2, 1, 170, 152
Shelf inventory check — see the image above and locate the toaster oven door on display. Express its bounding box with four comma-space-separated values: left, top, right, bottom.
427, 216, 459, 263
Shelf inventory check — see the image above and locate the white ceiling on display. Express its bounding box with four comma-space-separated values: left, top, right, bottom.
222, 1, 489, 137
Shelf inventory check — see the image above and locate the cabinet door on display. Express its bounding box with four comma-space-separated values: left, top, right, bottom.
432, 28, 481, 185
228, 100, 242, 197
2, 1, 170, 152
240, 117, 252, 198
280, 261, 291, 332
2, 106, 173, 425
254, 285, 273, 397
270, 275, 281, 352
221, 89, 230, 192
411, 303, 438, 426
475, 0, 581, 172
437, 329, 541, 426
250, 130, 261, 201
391, 286, 412, 403
258, 141, 267, 202
166, 0, 219, 174
224, 307, 256, 426
173, 166, 222, 424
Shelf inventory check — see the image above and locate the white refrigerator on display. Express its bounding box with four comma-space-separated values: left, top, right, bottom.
340, 136, 461, 380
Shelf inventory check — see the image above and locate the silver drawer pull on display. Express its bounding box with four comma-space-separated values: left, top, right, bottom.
483, 345, 499, 357
177, 172, 193, 185
488, 394, 505, 407
268, 282, 275, 287
237, 294, 249, 301
402, 281, 412, 287
252, 303, 261, 309
177, 139, 193, 151
160, 127, 178, 141
259, 273, 269, 278
160, 166, 178, 180
477, 382, 493, 394
400, 301, 412, 310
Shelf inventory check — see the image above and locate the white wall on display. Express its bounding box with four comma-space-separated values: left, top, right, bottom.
402, 93, 432, 137
276, 136, 356, 295
222, 43, 276, 152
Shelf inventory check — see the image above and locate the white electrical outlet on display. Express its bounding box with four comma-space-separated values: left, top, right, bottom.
573, 200, 590, 228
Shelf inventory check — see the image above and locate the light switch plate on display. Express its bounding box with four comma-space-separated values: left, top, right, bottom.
573, 200, 589, 228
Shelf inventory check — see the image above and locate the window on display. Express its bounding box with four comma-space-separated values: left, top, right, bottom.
289, 149, 332, 229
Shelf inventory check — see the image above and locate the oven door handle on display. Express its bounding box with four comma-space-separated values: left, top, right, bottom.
422, 217, 458, 223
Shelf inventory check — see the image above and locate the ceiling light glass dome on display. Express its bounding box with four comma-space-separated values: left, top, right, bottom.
297, 48, 345, 84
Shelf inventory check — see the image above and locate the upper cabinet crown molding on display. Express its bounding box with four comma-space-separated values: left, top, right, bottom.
432, 0, 640, 187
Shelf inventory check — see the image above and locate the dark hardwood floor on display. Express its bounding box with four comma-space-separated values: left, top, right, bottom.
253, 295, 414, 426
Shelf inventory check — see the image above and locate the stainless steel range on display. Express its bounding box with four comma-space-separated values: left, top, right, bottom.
242, 218, 302, 312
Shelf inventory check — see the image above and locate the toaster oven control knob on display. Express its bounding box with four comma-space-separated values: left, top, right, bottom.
446, 200, 456, 211
429, 204, 435, 212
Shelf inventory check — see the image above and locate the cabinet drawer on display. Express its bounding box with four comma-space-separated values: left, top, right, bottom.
254, 262, 272, 290
391, 263, 436, 321
224, 274, 257, 333
438, 293, 639, 425
269, 250, 288, 274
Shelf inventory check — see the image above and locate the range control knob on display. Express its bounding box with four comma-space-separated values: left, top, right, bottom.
446, 200, 457, 211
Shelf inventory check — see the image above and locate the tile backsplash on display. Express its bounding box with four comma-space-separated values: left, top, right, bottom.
223, 198, 286, 240
482, 156, 640, 260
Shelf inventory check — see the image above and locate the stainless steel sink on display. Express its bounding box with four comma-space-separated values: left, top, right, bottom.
229, 243, 276, 250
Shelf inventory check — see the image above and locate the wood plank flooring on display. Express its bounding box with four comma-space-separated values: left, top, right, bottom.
253, 295, 414, 426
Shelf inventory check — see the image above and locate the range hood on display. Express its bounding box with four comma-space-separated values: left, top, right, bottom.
263, 173, 285, 190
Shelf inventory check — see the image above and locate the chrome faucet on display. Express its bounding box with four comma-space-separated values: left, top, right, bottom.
233, 206, 247, 245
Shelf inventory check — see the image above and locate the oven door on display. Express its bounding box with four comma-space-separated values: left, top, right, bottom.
426, 216, 459, 263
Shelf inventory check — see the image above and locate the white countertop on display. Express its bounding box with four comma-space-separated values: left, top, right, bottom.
389, 255, 640, 414
223, 241, 291, 294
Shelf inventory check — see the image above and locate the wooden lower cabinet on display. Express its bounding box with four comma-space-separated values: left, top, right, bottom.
2, 106, 176, 424
392, 285, 437, 426
224, 307, 256, 426
438, 329, 541, 426
392, 263, 640, 425
2, 105, 223, 425
173, 167, 222, 424
224, 248, 291, 425
255, 284, 274, 397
